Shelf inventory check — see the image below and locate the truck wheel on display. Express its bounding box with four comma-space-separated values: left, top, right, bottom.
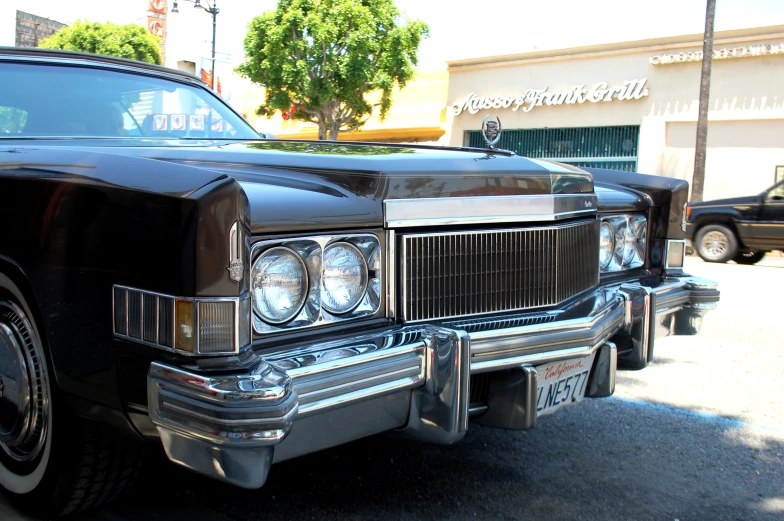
0, 275, 143, 517
694, 224, 737, 263
733, 251, 766, 265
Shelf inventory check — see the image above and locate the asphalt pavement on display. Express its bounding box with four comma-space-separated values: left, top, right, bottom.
2, 255, 783, 521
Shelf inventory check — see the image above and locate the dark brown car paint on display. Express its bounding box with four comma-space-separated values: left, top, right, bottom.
0, 54, 689, 443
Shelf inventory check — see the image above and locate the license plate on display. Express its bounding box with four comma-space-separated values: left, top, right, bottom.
536, 353, 595, 417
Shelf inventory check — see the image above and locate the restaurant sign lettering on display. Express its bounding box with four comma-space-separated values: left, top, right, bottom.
650, 43, 784, 65
451, 79, 649, 116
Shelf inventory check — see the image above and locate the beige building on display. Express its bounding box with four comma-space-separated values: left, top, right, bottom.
446, 25, 784, 201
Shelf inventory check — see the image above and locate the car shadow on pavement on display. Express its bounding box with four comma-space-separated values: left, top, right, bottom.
59, 396, 783, 521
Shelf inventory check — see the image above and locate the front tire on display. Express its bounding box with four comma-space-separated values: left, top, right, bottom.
733, 250, 766, 265
694, 224, 738, 263
0, 274, 143, 517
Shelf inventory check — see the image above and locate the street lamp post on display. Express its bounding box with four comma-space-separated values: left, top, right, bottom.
171, 0, 220, 90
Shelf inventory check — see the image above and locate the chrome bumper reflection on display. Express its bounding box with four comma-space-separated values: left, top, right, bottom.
652, 276, 720, 337
147, 274, 719, 488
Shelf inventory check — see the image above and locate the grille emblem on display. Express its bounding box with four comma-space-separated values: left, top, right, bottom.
481, 115, 502, 149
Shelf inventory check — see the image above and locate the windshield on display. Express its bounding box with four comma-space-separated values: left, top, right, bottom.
0, 62, 260, 140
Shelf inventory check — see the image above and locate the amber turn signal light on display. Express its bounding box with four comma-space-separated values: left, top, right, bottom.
174, 299, 195, 352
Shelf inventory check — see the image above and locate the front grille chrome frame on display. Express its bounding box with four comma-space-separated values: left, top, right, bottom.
400, 219, 599, 323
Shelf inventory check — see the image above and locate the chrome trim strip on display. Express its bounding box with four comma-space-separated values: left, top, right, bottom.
471, 343, 603, 374
280, 339, 427, 419
468, 299, 620, 347
387, 229, 396, 320
468, 296, 626, 373
469, 404, 489, 416
285, 343, 423, 379
384, 193, 598, 228
651, 276, 720, 314
297, 372, 422, 417
692, 202, 761, 210
400, 231, 408, 322
687, 302, 718, 311
532, 156, 636, 165
148, 360, 296, 445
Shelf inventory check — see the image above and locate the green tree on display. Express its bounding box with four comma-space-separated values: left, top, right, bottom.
39, 21, 163, 65
237, 0, 429, 140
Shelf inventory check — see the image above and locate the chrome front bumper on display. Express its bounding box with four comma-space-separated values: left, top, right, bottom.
147, 274, 719, 488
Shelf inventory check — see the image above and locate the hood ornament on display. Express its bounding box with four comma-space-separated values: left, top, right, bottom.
481, 115, 502, 149
227, 221, 244, 282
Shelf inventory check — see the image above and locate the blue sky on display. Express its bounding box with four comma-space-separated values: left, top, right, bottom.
5, 0, 784, 68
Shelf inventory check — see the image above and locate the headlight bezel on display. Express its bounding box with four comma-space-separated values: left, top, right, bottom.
249, 233, 383, 335
599, 214, 648, 273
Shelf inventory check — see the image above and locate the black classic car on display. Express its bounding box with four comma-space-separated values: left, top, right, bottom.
686, 179, 784, 264
0, 48, 720, 517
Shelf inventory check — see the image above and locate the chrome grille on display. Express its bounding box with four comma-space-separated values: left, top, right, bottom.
401, 220, 599, 322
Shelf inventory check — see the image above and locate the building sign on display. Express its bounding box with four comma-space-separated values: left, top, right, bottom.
451, 79, 649, 116
149, 0, 167, 14
147, 17, 166, 38
650, 43, 784, 65
146, 1, 167, 62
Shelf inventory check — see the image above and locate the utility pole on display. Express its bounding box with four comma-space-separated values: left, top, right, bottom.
692, 0, 716, 202
210, 3, 217, 90
171, 0, 219, 90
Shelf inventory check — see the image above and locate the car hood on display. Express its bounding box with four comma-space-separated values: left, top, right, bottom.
688, 194, 759, 208
99, 141, 594, 234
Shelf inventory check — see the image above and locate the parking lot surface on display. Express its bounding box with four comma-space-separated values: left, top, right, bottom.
2, 256, 783, 521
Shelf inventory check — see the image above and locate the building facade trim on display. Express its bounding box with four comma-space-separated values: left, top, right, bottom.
447, 25, 784, 73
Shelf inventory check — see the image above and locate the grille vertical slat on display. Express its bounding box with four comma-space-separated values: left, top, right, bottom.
402, 220, 599, 322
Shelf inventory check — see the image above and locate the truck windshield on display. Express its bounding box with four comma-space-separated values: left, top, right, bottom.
0, 62, 260, 140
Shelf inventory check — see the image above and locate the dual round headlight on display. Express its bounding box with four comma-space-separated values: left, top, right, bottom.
251, 242, 369, 324
599, 215, 647, 271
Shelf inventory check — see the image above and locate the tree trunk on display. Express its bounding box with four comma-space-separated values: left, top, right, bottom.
317, 121, 327, 140
327, 118, 340, 141
692, 0, 716, 203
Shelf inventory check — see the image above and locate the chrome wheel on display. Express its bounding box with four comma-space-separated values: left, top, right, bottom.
700, 231, 729, 261
0, 301, 49, 464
